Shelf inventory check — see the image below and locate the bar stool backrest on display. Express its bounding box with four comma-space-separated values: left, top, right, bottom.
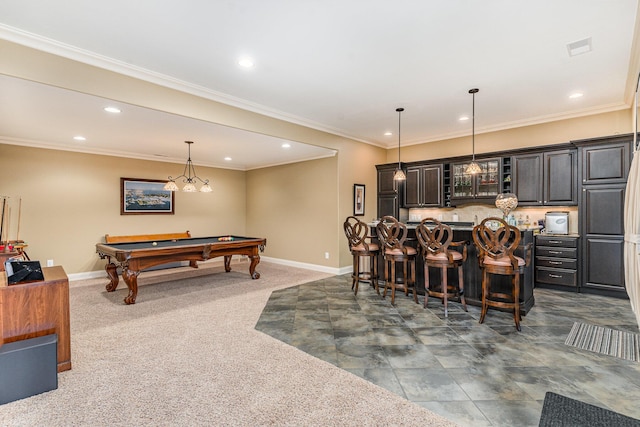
376, 216, 409, 254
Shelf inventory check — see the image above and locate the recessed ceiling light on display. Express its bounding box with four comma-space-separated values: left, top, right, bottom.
73, 135, 86, 141
224, 157, 232, 161
282, 143, 291, 148
384, 131, 393, 136
459, 116, 469, 121
569, 92, 584, 99
104, 106, 121, 113
238, 57, 254, 68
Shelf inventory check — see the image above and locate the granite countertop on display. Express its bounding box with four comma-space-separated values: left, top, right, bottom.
369, 220, 541, 233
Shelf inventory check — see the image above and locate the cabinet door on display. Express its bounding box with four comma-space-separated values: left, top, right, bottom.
451, 158, 500, 202
580, 184, 626, 293
582, 186, 625, 236
582, 237, 625, 291
404, 167, 421, 207
581, 142, 630, 185
513, 153, 543, 205
378, 168, 398, 194
377, 194, 399, 219
421, 165, 443, 206
544, 149, 577, 205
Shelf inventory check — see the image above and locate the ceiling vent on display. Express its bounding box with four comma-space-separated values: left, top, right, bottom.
567, 37, 592, 57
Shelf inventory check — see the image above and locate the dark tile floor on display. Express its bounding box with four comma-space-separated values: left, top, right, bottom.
255, 275, 640, 426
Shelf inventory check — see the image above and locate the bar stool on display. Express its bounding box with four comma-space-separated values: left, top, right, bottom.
472, 217, 531, 331
415, 218, 468, 316
343, 216, 379, 295
375, 216, 419, 305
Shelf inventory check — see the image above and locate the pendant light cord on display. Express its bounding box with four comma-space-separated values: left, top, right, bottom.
397, 107, 404, 166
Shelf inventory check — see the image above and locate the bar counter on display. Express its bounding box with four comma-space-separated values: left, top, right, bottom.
369, 222, 535, 314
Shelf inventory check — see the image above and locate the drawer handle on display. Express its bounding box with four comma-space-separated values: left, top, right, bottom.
548, 261, 563, 265
549, 274, 563, 278
548, 251, 562, 255
549, 241, 563, 244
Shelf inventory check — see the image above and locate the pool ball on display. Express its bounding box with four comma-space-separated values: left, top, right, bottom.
152, 242, 158, 246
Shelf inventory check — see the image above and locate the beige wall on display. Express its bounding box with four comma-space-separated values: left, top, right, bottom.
388, 109, 632, 163
0, 144, 246, 273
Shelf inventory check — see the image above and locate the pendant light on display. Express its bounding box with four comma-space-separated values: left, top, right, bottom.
465, 88, 482, 175
393, 107, 406, 181
164, 141, 212, 193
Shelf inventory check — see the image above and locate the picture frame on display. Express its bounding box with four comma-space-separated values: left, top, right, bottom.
353, 184, 365, 216
120, 178, 175, 215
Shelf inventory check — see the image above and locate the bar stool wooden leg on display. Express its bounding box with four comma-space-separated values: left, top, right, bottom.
458, 264, 467, 312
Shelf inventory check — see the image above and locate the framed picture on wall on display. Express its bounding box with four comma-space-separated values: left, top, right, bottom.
353, 184, 365, 216
120, 178, 175, 215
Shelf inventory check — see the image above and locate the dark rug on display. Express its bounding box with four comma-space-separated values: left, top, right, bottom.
539, 392, 640, 427
565, 322, 640, 362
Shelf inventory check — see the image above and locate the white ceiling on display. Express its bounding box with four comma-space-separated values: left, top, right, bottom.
0, 1, 639, 170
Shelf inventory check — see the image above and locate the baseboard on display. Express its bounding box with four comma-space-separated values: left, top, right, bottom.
68, 257, 348, 284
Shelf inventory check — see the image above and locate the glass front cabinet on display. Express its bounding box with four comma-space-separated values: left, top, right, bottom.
451, 158, 501, 204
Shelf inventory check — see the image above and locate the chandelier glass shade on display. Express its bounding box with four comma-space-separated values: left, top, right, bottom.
164, 141, 212, 193
465, 88, 481, 175
393, 107, 406, 181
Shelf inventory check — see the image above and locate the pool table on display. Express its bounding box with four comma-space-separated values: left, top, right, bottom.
96, 235, 267, 304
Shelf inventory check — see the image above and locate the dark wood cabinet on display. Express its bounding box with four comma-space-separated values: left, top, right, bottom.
581, 141, 630, 185
376, 163, 406, 219
404, 163, 443, 207
512, 149, 577, 206
535, 235, 579, 290
450, 158, 501, 205
513, 153, 543, 204
545, 149, 578, 205
0, 266, 71, 372
575, 136, 632, 296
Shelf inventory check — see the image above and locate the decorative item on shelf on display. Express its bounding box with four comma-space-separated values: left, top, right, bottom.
393, 107, 406, 181
465, 88, 482, 175
164, 141, 212, 193
495, 192, 518, 219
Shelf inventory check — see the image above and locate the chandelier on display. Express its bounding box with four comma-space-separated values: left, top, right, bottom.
393, 107, 406, 181
164, 141, 212, 193
465, 88, 482, 175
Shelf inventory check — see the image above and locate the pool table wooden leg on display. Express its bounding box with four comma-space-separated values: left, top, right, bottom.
122, 268, 140, 305
249, 255, 261, 279
104, 262, 119, 292
224, 255, 232, 272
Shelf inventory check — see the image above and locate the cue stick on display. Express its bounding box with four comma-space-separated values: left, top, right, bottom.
0, 197, 6, 244
16, 197, 22, 241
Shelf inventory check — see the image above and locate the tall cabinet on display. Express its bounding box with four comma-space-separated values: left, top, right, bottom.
376, 163, 408, 220
575, 136, 632, 296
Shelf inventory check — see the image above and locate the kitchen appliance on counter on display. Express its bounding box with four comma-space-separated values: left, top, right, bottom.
545, 211, 569, 234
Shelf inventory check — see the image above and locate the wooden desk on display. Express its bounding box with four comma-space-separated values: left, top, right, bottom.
0, 266, 71, 372
0, 251, 20, 271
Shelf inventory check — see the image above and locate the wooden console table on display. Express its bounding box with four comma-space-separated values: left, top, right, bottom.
0, 265, 71, 372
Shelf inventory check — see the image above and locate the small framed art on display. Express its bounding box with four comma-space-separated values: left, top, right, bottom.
353, 184, 365, 216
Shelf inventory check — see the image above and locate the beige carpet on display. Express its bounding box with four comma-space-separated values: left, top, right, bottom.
0, 261, 458, 426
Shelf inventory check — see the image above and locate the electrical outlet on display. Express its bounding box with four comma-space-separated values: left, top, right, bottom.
324, 252, 329, 259
47, 259, 54, 267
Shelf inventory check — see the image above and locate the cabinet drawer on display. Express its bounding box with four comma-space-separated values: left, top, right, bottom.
536, 246, 576, 258
535, 256, 577, 270
536, 236, 578, 248
536, 267, 577, 287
